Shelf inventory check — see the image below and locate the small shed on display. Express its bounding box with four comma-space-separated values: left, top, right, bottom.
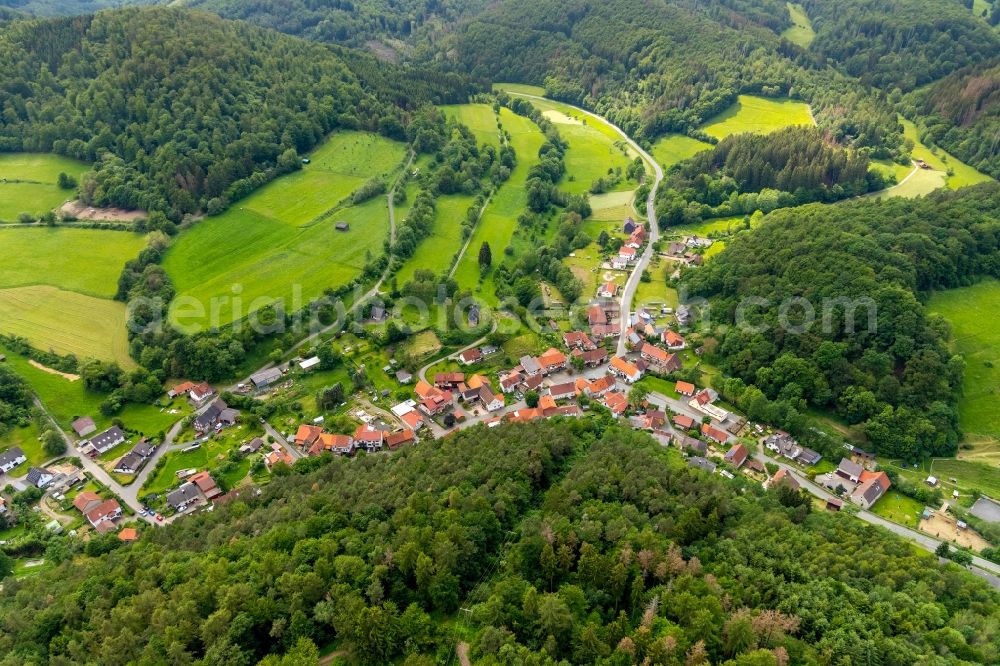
335, 222, 349, 231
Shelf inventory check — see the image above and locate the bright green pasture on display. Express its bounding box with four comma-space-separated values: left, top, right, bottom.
164, 132, 407, 330
397, 193, 477, 284
781, 3, 815, 48
0, 227, 147, 298
493, 83, 546, 97
453, 109, 546, 302
0, 421, 45, 466
590, 191, 638, 221
0, 286, 133, 366
0, 344, 186, 437
701, 95, 814, 140
0, 153, 88, 222
902, 118, 992, 191
928, 279, 1000, 454
651, 134, 712, 170
442, 104, 502, 149
870, 490, 923, 528
871, 167, 945, 199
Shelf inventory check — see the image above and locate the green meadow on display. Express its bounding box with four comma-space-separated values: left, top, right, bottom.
493, 83, 546, 97
442, 104, 502, 149
928, 279, 1000, 455
397, 193, 477, 284
0, 227, 147, 298
651, 134, 713, 170
701, 95, 814, 140
0, 286, 133, 366
452, 108, 546, 302
164, 131, 407, 330
902, 118, 992, 191
0, 343, 186, 436
0, 153, 89, 222
782, 3, 815, 48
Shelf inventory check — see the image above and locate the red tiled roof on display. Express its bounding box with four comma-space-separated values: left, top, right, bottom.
675, 381, 695, 395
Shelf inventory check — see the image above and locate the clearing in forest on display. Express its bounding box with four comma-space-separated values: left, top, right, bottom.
442, 104, 503, 149
701, 95, 814, 140
0, 153, 88, 222
0, 286, 133, 367
781, 3, 815, 48
650, 134, 713, 170
928, 279, 1000, 458
164, 131, 407, 330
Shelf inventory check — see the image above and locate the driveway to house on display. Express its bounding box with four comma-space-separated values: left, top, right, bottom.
754, 448, 1000, 587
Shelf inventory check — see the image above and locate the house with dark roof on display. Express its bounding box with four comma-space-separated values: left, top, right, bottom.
194, 400, 228, 432
675, 434, 707, 455
478, 384, 504, 412
25, 467, 53, 488
113, 453, 145, 475
519, 356, 542, 377
688, 456, 717, 473
88, 426, 125, 454
836, 458, 863, 484
167, 483, 202, 511
0, 447, 27, 473
249, 367, 282, 390
851, 470, 891, 509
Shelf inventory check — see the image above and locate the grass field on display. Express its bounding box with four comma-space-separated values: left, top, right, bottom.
870, 490, 923, 527
0, 227, 147, 298
0, 286, 133, 366
0, 153, 89, 222
781, 3, 815, 48
165, 131, 406, 330
0, 344, 186, 436
650, 134, 713, 170
928, 279, 1000, 455
701, 95, 814, 140
590, 191, 638, 221
442, 104, 502, 149
869, 158, 913, 184
0, 421, 45, 466
901, 118, 992, 191
871, 166, 945, 199
493, 83, 546, 97
453, 108, 546, 302
143, 425, 260, 496
397, 193, 477, 284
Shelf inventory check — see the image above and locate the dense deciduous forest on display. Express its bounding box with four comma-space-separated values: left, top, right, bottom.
800, 0, 1000, 90
656, 127, 879, 224
1, 421, 997, 665
907, 57, 1000, 179
683, 184, 1000, 460
0, 7, 475, 219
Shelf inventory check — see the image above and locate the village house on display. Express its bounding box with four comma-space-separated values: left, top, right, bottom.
477, 384, 505, 412
114, 452, 146, 475
71, 416, 97, 438
609, 356, 643, 383
663, 330, 686, 350
598, 281, 618, 299
767, 468, 800, 491
250, 367, 283, 391
190, 471, 222, 501
688, 456, 717, 474
539, 395, 557, 410
240, 437, 265, 455
849, 445, 877, 470
548, 381, 578, 402
519, 355, 543, 377
563, 331, 597, 351
572, 347, 608, 367
88, 426, 126, 455
0, 447, 27, 474
386, 429, 415, 451
675, 434, 707, 455
499, 372, 522, 394
85, 499, 122, 531
852, 470, 891, 509
264, 444, 296, 469
309, 433, 354, 456
672, 414, 697, 430
640, 343, 682, 373
585, 374, 616, 398
194, 399, 238, 432
836, 458, 863, 484
591, 323, 620, 339
675, 380, 695, 396
73, 491, 103, 515
538, 348, 567, 374
633, 410, 666, 431
764, 431, 821, 465
723, 442, 748, 467
667, 241, 687, 257
458, 348, 482, 365
415, 380, 453, 416
689, 389, 728, 422
166, 483, 202, 511
188, 382, 215, 403
434, 372, 465, 388
705, 423, 731, 446
396, 369, 413, 384
587, 304, 608, 327
25, 467, 53, 489
676, 304, 693, 326
400, 410, 426, 431
623, 217, 637, 234
353, 425, 387, 453
603, 391, 629, 416
294, 424, 323, 450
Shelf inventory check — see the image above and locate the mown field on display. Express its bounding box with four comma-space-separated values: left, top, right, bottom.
0, 153, 89, 222
442, 104, 501, 149
782, 3, 815, 48
164, 131, 407, 330
396, 193, 476, 284
928, 278, 1000, 457
701, 95, 814, 140
0, 227, 147, 298
650, 134, 713, 170
901, 118, 992, 191
0, 286, 133, 366
452, 108, 546, 302
0, 344, 187, 437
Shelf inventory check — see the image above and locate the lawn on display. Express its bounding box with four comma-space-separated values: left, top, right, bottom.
0, 420, 45, 466
0, 153, 89, 222
901, 118, 992, 191
871, 167, 945, 199
453, 108, 546, 302
701, 95, 813, 140
142, 424, 261, 496
870, 490, 923, 528
397, 193, 477, 284
0, 227, 147, 298
590, 191, 638, 222
666, 215, 752, 239
0, 343, 185, 437
164, 131, 407, 331
781, 3, 815, 48
651, 134, 712, 169
0, 286, 133, 366
928, 459, 1000, 500
442, 104, 502, 149
928, 279, 1000, 454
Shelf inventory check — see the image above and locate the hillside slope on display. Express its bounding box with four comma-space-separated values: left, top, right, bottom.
0, 420, 997, 664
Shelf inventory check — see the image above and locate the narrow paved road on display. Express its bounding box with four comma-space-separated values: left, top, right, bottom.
505, 92, 664, 357
417, 319, 498, 384
754, 448, 1000, 588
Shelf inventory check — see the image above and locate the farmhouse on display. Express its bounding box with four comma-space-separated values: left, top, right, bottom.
520, 355, 543, 377
705, 423, 731, 446
618, 246, 637, 263
836, 458, 863, 484
538, 348, 567, 374
353, 425, 387, 453
434, 372, 465, 388
89, 426, 126, 455
73, 491, 102, 514
587, 305, 607, 327
572, 347, 608, 367
591, 323, 620, 339
723, 442, 748, 467
0, 447, 27, 473
458, 348, 482, 365
609, 356, 642, 383
851, 471, 891, 509
640, 343, 682, 373
167, 382, 194, 399
499, 372, 522, 394
548, 381, 578, 402
688, 389, 728, 422
623, 217, 637, 234
673, 414, 696, 430
71, 416, 96, 438
598, 281, 618, 299
602, 391, 629, 416
563, 331, 596, 351
310, 433, 354, 456
250, 367, 283, 390
386, 429, 415, 451
294, 424, 323, 449
264, 445, 296, 469
663, 330, 686, 350
477, 384, 505, 412
585, 374, 616, 398
414, 380, 453, 415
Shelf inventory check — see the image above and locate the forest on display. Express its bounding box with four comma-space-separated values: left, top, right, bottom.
682, 184, 1000, 461
907, 57, 1000, 180
0, 7, 476, 219
1, 420, 997, 665
656, 127, 878, 225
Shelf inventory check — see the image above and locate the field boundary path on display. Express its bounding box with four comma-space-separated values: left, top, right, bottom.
505, 92, 664, 357
448, 190, 495, 279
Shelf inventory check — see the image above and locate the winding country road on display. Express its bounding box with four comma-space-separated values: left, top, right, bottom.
505, 92, 664, 357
